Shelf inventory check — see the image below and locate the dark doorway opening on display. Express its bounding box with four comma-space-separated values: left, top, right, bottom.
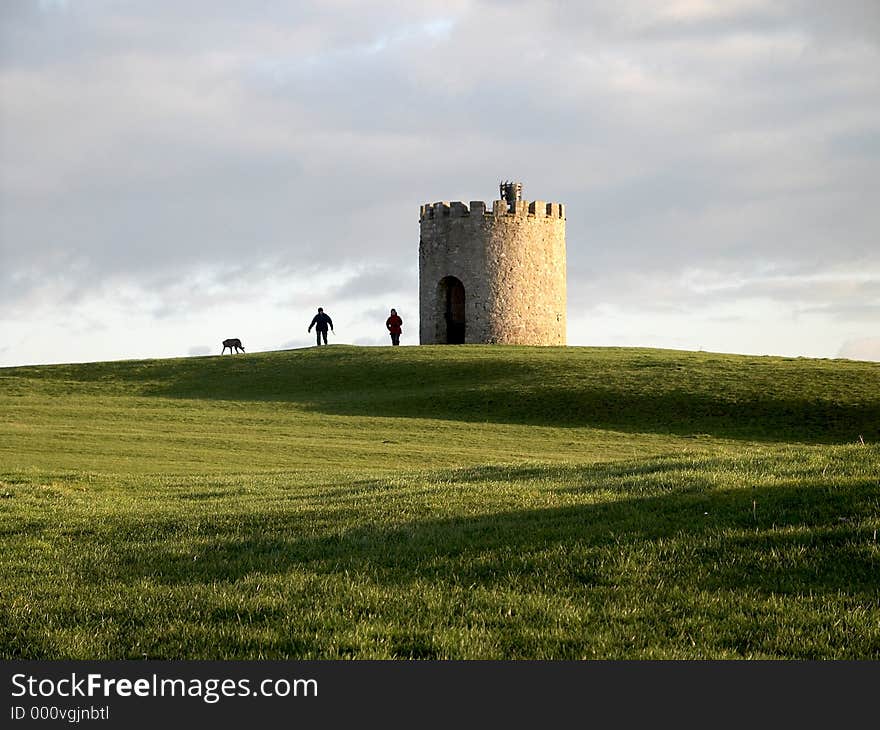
438, 276, 465, 344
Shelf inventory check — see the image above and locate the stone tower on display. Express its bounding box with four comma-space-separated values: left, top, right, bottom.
419, 181, 566, 345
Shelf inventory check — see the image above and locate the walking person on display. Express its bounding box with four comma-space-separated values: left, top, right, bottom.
386, 308, 403, 346
308, 307, 334, 346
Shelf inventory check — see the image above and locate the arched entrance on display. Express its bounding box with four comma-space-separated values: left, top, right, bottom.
437, 276, 465, 344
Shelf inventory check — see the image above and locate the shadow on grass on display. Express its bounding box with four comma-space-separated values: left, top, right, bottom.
305, 388, 879, 445
135, 350, 879, 445
6, 457, 879, 659
68, 463, 880, 601
16, 346, 879, 444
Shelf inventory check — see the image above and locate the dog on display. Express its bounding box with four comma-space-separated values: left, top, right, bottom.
221, 338, 245, 354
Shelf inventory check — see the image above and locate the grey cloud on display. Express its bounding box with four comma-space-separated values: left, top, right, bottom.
690, 277, 880, 307
330, 266, 416, 302
1, 0, 878, 364
798, 303, 880, 322
360, 305, 414, 331
351, 335, 390, 347
567, 266, 880, 322
545, 1, 880, 46
277, 338, 315, 350
831, 129, 880, 157
838, 337, 880, 362
1, 1, 432, 68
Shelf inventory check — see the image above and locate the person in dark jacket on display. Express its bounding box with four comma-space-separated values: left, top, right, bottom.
385, 308, 403, 346
308, 307, 334, 346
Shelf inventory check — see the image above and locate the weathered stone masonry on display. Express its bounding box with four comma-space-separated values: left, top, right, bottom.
418, 190, 566, 345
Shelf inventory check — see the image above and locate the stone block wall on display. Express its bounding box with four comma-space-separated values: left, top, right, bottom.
419, 197, 566, 345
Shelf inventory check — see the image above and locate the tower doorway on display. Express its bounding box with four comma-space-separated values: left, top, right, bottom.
438, 276, 465, 344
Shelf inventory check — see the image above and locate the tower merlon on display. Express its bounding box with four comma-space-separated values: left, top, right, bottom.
420, 199, 565, 221
511, 200, 528, 216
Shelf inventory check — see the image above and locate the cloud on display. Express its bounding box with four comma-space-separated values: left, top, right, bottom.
351, 334, 391, 347
0, 0, 878, 365
838, 337, 880, 362
330, 266, 415, 302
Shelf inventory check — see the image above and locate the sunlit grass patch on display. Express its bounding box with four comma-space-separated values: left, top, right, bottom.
1, 346, 878, 658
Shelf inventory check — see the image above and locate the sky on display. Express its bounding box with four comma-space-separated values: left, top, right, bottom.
1, 0, 878, 367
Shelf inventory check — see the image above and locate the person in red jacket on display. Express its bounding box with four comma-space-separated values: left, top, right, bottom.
385, 308, 403, 346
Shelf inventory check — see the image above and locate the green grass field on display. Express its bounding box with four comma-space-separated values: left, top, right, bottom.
1, 345, 878, 659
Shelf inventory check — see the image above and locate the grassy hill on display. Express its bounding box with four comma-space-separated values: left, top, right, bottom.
1, 345, 878, 658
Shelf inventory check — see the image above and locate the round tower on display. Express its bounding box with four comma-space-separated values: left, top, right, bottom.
418, 182, 566, 345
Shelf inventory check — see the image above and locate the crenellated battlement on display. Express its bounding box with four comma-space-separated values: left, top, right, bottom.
419, 180, 567, 346
419, 200, 565, 221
